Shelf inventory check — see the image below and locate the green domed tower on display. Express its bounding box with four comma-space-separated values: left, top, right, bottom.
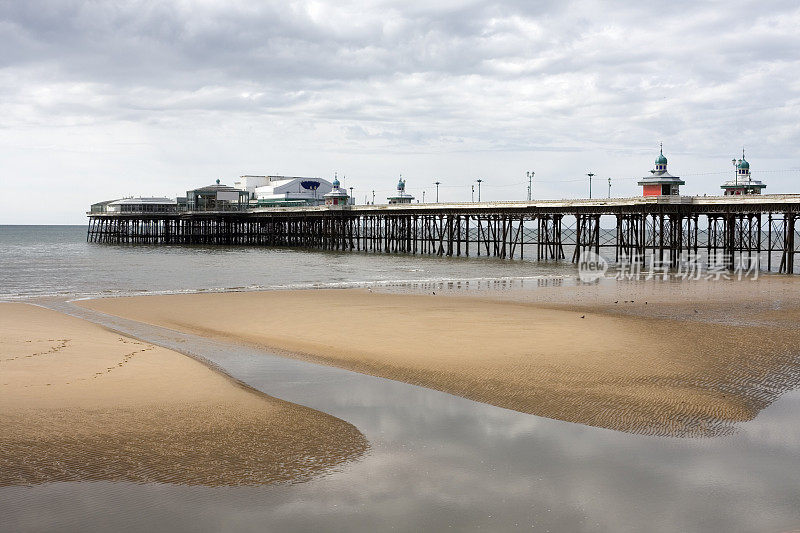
388, 176, 415, 204
324, 172, 351, 206
721, 150, 765, 195
637, 144, 685, 196
654, 149, 668, 171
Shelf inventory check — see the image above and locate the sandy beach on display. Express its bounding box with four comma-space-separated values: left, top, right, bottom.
0, 303, 367, 486
80, 280, 800, 437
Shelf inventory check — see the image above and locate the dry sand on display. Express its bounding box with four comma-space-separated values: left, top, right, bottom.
80, 280, 800, 437
0, 303, 367, 486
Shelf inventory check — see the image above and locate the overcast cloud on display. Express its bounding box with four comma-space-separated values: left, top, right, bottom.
2, 0, 800, 222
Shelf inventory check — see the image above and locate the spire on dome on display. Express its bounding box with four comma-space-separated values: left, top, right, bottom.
655, 143, 668, 167
737, 148, 749, 170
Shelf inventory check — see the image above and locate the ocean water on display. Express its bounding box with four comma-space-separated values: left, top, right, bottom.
0, 225, 579, 300
2, 225, 790, 301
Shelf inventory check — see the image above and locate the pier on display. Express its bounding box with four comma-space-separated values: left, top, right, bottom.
87, 195, 800, 273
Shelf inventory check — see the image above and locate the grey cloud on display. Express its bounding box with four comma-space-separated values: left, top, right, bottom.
2, 0, 800, 222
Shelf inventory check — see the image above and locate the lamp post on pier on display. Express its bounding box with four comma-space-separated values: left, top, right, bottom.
349, 187, 354, 205
607, 178, 611, 199
471, 185, 475, 202
372, 190, 375, 204
476, 179, 483, 202
526, 171, 534, 201
435, 181, 441, 203
587, 172, 595, 199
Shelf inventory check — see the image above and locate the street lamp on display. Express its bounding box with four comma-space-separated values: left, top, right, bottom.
435, 181, 441, 203
587, 173, 595, 199
349, 187, 354, 205
476, 179, 483, 202
422, 190, 426, 203
526, 171, 534, 201
607, 177, 611, 199
372, 190, 375, 204
471, 185, 475, 202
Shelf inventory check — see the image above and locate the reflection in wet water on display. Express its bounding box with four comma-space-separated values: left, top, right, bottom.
1, 301, 797, 532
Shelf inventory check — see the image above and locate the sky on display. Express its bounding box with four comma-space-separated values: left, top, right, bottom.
2, 0, 800, 223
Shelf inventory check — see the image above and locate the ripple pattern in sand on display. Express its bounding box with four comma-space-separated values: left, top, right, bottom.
0, 303, 369, 487
0, 404, 368, 487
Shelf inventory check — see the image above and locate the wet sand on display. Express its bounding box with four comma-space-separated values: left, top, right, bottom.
0, 303, 367, 486
80, 279, 800, 437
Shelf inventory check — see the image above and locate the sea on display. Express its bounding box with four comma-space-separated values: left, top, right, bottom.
2, 225, 800, 532
0, 225, 579, 301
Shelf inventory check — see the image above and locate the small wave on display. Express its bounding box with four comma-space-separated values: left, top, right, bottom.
5, 274, 579, 303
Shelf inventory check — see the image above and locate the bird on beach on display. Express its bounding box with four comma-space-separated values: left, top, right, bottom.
614, 300, 618, 304
580, 315, 585, 319
432, 291, 436, 295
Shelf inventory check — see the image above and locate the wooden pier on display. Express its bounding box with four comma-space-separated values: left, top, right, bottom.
87, 195, 800, 273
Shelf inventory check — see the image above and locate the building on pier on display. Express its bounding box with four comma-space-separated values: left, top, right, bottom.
186, 180, 249, 211
107, 197, 177, 213
234, 175, 334, 206
721, 152, 766, 195
324, 175, 350, 206
387, 178, 415, 204
90, 198, 122, 213
91, 197, 176, 213
638, 145, 685, 196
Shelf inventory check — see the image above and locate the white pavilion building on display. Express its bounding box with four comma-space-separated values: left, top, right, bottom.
721, 152, 766, 195
234, 175, 334, 206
